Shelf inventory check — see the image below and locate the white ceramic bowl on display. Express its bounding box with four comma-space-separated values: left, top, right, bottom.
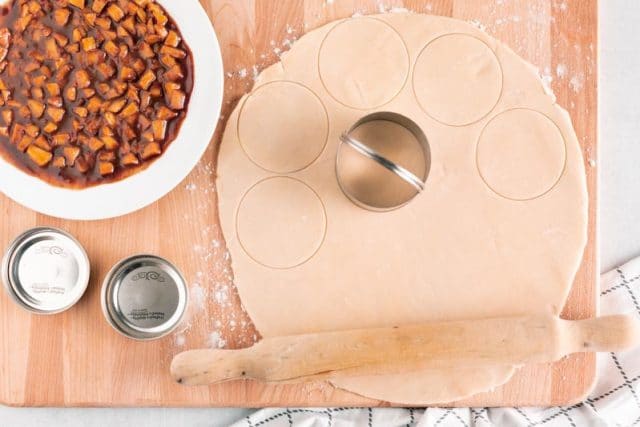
0, 0, 224, 220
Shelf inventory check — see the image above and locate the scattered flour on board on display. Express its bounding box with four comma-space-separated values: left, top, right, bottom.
469, 19, 487, 32
539, 66, 554, 95
228, 65, 259, 82
172, 154, 258, 350
207, 331, 227, 349
556, 63, 567, 78
389, 7, 409, 14
214, 285, 229, 305
569, 75, 584, 93
190, 282, 207, 311
175, 334, 186, 347
374, 3, 409, 14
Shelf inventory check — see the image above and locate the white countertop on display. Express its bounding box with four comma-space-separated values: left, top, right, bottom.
599, 0, 640, 271
2, 0, 638, 425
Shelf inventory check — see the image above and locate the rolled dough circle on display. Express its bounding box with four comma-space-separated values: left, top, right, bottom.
218, 13, 588, 405
413, 33, 503, 126
476, 108, 566, 200
236, 177, 327, 269
318, 18, 409, 109
238, 81, 329, 173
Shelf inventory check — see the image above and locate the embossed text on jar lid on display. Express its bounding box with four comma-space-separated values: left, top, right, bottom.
1, 227, 91, 314
101, 254, 188, 341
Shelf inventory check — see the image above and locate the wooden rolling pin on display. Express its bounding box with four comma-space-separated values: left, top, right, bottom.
171, 314, 640, 386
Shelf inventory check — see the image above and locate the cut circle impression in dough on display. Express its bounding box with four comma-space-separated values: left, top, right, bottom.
238, 81, 329, 173
236, 177, 327, 269
413, 33, 503, 126
476, 108, 566, 200
318, 18, 410, 110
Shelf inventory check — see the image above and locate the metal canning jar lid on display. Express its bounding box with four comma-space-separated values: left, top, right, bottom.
101, 254, 188, 341
1, 227, 91, 314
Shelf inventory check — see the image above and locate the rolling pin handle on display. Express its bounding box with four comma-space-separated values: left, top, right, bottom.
563, 314, 640, 354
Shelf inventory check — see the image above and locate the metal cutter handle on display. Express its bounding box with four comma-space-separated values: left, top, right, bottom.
339, 132, 425, 192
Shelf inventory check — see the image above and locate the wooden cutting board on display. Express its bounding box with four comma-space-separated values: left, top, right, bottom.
0, 0, 597, 407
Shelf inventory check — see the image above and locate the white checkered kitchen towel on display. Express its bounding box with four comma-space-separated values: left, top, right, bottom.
232, 256, 640, 427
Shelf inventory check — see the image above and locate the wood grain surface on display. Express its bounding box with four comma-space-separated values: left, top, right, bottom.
0, 0, 597, 407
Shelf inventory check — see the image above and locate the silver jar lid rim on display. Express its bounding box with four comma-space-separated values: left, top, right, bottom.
1, 227, 90, 314
101, 254, 188, 341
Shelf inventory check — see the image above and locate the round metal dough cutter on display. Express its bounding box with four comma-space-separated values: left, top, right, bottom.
337, 112, 430, 211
